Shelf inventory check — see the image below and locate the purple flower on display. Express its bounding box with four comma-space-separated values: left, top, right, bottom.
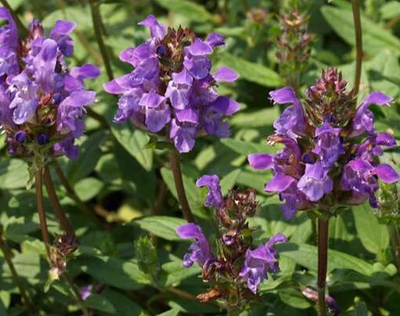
297, 163, 333, 202
79, 285, 93, 301
355, 132, 396, 161
350, 91, 392, 138
248, 136, 305, 219
0, 7, 19, 83
104, 15, 239, 153
313, 122, 344, 168
176, 223, 213, 268
0, 12, 99, 159
270, 87, 305, 138
341, 159, 399, 208
302, 287, 340, 316
239, 233, 287, 293
196, 175, 224, 209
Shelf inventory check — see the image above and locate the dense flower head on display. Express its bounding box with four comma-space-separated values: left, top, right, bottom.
0, 11, 99, 159
276, 10, 313, 73
104, 15, 239, 153
249, 68, 399, 219
176, 174, 286, 301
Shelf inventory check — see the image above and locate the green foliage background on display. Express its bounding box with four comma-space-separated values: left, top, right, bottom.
1, 0, 400, 315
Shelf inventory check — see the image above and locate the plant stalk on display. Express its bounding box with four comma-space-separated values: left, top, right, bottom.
317, 218, 329, 316
88, 0, 114, 81
63, 274, 91, 316
36, 169, 51, 257
0, 232, 34, 309
53, 161, 101, 226
168, 150, 195, 223
352, 0, 363, 96
390, 224, 400, 269
43, 167, 75, 236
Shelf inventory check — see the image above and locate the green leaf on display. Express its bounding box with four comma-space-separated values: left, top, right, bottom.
43, 6, 93, 30
277, 243, 374, 275
221, 54, 283, 87
353, 204, 389, 255
155, 307, 180, 316
84, 294, 116, 313
380, 1, 400, 20
160, 255, 201, 287
154, 0, 212, 22
134, 216, 186, 241
0, 159, 29, 190
220, 138, 280, 156
75, 255, 149, 290
111, 125, 153, 171
220, 169, 241, 195
74, 177, 104, 202
101, 289, 146, 316
321, 6, 400, 55
278, 289, 311, 309
65, 131, 107, 183
160, 167, 201, 213
354, 301, 370, 316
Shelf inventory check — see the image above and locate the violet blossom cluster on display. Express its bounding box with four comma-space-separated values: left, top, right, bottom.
249, 68, 399, 219
176, 175, 287, 302
104, 15, 240, 153
0, 9, 99, 159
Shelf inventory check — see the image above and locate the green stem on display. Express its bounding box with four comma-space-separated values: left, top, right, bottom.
317, 218, 329, 316
88, 0, 114, 81
43, 167, 75, 236
390, 224, 400, 269
168, 150, 195, 223
36, 169, 51, 257
351, 0, 363, 96
52, 161, 101, 227
0, 232, 34, 309
63, 274, 91, 316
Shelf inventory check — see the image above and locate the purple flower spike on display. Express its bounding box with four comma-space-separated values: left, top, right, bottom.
176, 223, 213, 268
270, 87, 305, 138
0, 10, 99, 159
249, 68, 398, 220
298, 163, 333, 202
196, 175, 224, 209
104, 15, 238, 153
239, 233, 287, 293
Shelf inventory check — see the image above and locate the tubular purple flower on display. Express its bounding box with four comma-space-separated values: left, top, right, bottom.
350, 91, 392, 138
196, 175, 224, 209
313, 122, 344, 168
270, 87, 305, 138
103, 15, 239, 153
239, 233, 287, 293
0, 7, 19, 82
248, 136, 305, 219
297, 163, 333, 202
176, 223, 213, 268
341, 159, 399, 208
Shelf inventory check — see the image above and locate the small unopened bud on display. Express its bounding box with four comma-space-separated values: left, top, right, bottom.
15, 131, 27, 143
36, 133, 50, 145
